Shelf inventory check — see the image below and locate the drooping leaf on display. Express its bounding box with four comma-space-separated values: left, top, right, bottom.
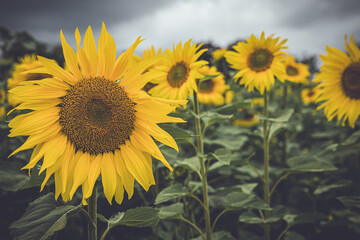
287, 155, 337, 172
109, 207, 159, 228
158, 123, 192, 143
341, 130, 360, 146
337, 196, 360, 209
158, 203, 184, 220
10, 193, 80, 240
0, 170, 29, 192
314, 180, 352, 195
175, 157, 200, 173
201, 112, 233, 129
226, 192, 271, 210
155, 183, 189, 204
257, 108, 294, 123
210, 148, 232, 165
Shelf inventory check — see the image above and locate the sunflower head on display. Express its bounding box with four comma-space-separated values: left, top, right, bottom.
233, 108, 260, 127
148, 40, 208, 101
196, 65, 229, 106
314, 34, 360, 127
301, 88, 319, 104
212, 48, 227, 61
225, 32, 288, 94
7, 55, 52, 106
283, 55, 310, 84
8, 23, 185, 205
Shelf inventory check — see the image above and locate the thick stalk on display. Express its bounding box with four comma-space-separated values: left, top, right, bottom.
88, 186, 98, 240
193, 92, 212, 240
263, 90, 270, 240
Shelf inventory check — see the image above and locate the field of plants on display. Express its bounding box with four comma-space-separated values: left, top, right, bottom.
0, 24, 359, 240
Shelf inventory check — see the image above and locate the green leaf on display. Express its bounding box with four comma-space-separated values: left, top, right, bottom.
283, 212, 325, 225
342, 130, 360, 146
0, 170, 29, 192
215, 100, 252, 115
287, 156, 337, 172
158, 123, 192, 142
20, 166, 54, 190
210, 148, 232, 165
198, 74, 220, 83
268, 123, 288, 140
226, 192, 271, 210
213, 231, 236, 240
175, 156, 200, 173
314, 180, 352, 195
204, 136, 248, 150
10, 193, 80, 240
337, 196, 360, 209
109, 207, 159, 228
238, 211, 279, 224
158, 203, 184, 220
239, 183, 258, 195
155, 183, 189, 204
201, 112, 233, 128
257, 108, 294, 123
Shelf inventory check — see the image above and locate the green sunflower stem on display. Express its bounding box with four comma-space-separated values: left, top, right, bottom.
88, 185, 98, 240
263, 89, 271, 240
193, 91, 212, 240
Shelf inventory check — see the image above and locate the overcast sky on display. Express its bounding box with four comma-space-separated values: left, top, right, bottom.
1, 0, 360, 60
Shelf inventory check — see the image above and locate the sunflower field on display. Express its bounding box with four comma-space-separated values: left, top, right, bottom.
0, 24, 359, 240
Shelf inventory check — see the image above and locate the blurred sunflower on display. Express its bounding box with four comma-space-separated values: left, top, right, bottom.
212, 48, 227, 61
7, 55, 52, 106
225, 90, 234, 104
225, 32, 288, 94
283, 55, 310, 84
301, 88, 319, 104
314, 34, 360, 127
197, 65, 229, 106
134, 46, 164, 93
0, 87, 5, 119
148, 40, 208, 101
8, 23, 185, 205
233, 98, 263, 127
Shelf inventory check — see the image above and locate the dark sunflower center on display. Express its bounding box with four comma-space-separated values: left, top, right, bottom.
248, 49, 273, 72
59, 77, 136, 154
286, 65, 299, 76
307, 90, 315, 97
167, 61, 189, 87
199, 79, 215, 93
342, 62, 360, 99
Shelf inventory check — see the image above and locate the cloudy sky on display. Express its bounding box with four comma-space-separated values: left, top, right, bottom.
1, 0, 360, 60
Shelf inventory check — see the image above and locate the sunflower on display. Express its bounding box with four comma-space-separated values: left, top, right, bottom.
233, 98, 263, 127
148, 40, 208, 101
8, 23, 185, 205
7, 55, 52, 106
212, 48, 227, 61
0, 87, 5, 119
233, 109, 260, 127
301, 88, 319, 104
225, 32, 288, 94
283, 55, 310, 84
197, 65, 229, 106
314, 34, 360, 128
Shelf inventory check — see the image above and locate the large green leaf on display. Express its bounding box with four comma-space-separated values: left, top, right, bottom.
155, 183, 189, 204
238, 211, 279, 224
10, 193, 80, 240
215, 100, 252, 115
341, 130, 360, 146
158, 203, 184, 220
158, 123, 192, 143
257, 108, 294, 123
175, 156, 200, 173
287, 156, 337, 172
337, 196, 360, 209
314, 180, 352, 195
108, 207, 159, 228
0, 170, 29, 192
210, 148, 232, 165
283, 212, 325, 225
226, 192, 271, 210
201, 112, 233, 129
